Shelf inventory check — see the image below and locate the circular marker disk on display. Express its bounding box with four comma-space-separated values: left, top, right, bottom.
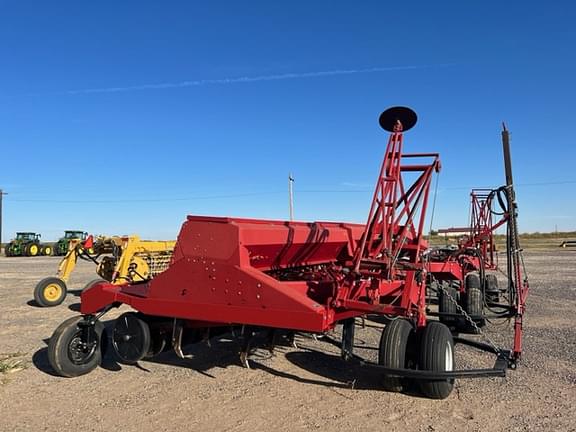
378, 106, 418, 132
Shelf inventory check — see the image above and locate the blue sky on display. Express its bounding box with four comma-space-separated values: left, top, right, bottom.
1, 1, 575, 240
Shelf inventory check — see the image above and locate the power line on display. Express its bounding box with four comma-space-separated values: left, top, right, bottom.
7, 191, 283, 204
4, 179, 576, 204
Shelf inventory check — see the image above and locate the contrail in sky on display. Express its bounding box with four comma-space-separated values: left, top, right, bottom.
62, 64, 454, 95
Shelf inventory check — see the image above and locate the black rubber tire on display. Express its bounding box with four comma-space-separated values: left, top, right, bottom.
438, 283, 458, 325
485, 274, 499, 303
465, 287, 485, 328
464, 273, 485, 328
41, 245, 53, 256
378, 318, 416, 392
485, 274, 498, 289
48, 316, 104, 377
465, 272, 481, 291
112, 312, 152, 365
34, 277, 68, 307
465, 284, 482, 316
55, 243, 66, 256
418, 321, 455, 399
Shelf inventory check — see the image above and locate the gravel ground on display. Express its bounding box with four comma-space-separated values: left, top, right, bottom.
0, 251, 575, 432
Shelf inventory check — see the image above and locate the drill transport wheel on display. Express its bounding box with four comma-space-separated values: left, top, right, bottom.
418, 321, 455, 399
438, 283, 459, 326
463, 273, 485, 329
378, 318, 416, 392
485, 273, 500, 303
112, 312, 151, 364
34, 277, 67, 307
48, 316, 105, 377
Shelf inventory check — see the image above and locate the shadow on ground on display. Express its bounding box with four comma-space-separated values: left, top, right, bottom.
68, 303, 81, 312
33, 324, 412, 395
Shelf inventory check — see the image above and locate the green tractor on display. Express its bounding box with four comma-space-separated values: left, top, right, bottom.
54, 231, 91, 256
5, 232, 53, 257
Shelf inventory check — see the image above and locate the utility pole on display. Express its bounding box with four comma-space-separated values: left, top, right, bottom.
288, 174, 295, 221
0, 189, 6, 250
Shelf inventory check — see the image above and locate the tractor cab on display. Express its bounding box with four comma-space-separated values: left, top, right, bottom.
64, 231, 88, 240
16, 232, 40, 241
55, 230, 89, 256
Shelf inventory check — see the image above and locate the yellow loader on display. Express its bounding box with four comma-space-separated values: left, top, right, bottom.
33, 235, 175, 307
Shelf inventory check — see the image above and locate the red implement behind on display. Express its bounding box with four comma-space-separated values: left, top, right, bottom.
427, 126, 529, 362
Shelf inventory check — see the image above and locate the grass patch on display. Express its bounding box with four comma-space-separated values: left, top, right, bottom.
0, 352, 27, 375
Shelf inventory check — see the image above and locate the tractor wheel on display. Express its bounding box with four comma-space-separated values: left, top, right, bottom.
41, 245, 53, 256
48, 316, 105, 377
112, 312, 151, 365
34, 277, 67, 307
438, 283, 458, 326
485, 274, 499, 303
378, 318, 416, 392
418, 321, 455, 399
4, 245, 11, 257
25, 243, 40, 257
